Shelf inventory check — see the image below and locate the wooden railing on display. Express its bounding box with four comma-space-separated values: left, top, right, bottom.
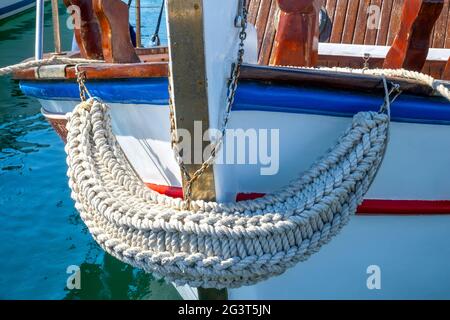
383, 0, 444, 71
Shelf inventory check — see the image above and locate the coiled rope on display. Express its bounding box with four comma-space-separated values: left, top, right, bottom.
2, 54, 449, 288
64, 67, 450, 288
312, 66, 450, 101
65, 96, 390, 288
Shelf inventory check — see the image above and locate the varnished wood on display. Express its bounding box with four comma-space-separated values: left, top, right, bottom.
93, 0, 140, 63
256, 0, 274, 64
384, 0, 444, 71
246, 0, 450, 65
330, 0, 348, 44
65, 62, 167, 79
341, 0, 359, 44
259, 0, 278, 65
443, 57, 450, 80
13, 60, 167, 80
63, 0, 104, 60
46, 117, 68, 143
432, 0, 449, 47
270, 0, 320, 67
239, 64, 435, 96
13, 49, 448, 82
376, 0, 395, 45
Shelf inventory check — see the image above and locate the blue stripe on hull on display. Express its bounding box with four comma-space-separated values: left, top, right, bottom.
19, 78, 450, 124
0, 0, 34, 18
20, 79, 170, 105
234, 81, 450, 125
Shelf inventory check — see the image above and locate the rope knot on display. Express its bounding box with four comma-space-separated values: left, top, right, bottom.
77, 100, 94, 112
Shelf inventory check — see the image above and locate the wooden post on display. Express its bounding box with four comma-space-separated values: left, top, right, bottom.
51, 0, 62, 54
166, 0, 225, 300
93, 0, 140, 63
443, 57, 450, 80
270, 0, 320, 67
166, 0, 216, 202
135, 0, 142, 48
63, 0, 104, 59
383, 0, 444, 71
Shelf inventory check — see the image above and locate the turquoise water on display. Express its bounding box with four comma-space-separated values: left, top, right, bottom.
0, 1, 178, 300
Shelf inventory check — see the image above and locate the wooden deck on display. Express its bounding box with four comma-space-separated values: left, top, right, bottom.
247, 0, 450, 70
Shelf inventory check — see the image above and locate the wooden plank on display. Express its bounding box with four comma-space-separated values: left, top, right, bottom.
443, 57, 450, 79
248, 0, 262, 25
446, 2, 450, 47
240, 63, 436, 96
259, 0, 278, 64
364, 0, 382, 45
376, 0, 394, 45
387, 0, 405, 44
428, 60, 443, 79
330, 0, 349, 43
65, 62, 168, 79
323, 0, 338, 43
432, 0, 449, 47
341, 0, 361, 43
353, 0, 371, 44
255, 0, 273, 57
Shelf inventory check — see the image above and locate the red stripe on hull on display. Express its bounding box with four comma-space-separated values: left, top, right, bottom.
144, 183, 450, 215
357, 199, 450, 215
145, 183, 184, 199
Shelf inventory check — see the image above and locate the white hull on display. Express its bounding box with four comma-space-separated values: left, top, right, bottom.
39, 98, 450, 203
229, 215, 450, 299
172, 215, 450, 299
38, 97, 450, 298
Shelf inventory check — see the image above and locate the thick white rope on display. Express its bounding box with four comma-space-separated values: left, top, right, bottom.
2, 54, 447, 288
65, 98, 389, 288
337, 67, 450, 101
0, 56, 102, 76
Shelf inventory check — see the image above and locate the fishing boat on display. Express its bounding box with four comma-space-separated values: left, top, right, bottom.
0, 0, 36, 21
10, 0, 450, 299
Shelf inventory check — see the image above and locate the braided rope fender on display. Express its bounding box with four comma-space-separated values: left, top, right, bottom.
65, 99, 389, 289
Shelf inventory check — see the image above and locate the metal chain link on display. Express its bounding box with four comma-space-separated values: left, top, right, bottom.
168, 6, 248, 209
75, 64, 92, 102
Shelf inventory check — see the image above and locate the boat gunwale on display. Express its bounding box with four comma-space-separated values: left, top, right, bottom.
14, 61, 449, 100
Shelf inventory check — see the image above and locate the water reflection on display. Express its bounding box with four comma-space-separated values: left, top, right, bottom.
0, 1, 179, 300
63, 255, 180, 300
